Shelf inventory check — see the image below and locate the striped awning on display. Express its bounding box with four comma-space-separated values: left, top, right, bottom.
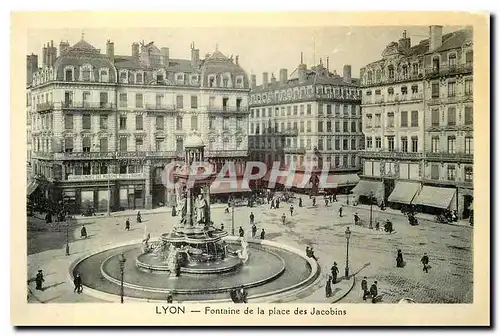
388, 181, 421, 204
413, 186, 456, 209
351, 180, 384, 204
27, 181, 39, 196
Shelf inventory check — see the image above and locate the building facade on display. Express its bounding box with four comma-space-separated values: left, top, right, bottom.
357, 26, 473, 219
28, 37, 250, 212
248, 57, 362, 193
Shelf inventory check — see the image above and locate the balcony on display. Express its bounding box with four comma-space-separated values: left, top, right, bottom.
61, 101, 115, 110
147, 151, 177, 158
250, 93, 361, 107
53, 151, 177, 160
145, 104, 177, 112
32, 151, 54, 159
66, 173, 146, 182
263, 128, 299, 136
283, 147, 306, 154
206, 106, 249, 114
205, 150, 248, 158
425, 63, 473, 79
36, 102, 54, 112
425, 151, 473, 164
360, 150, 423, 160
361, 73, 424, 87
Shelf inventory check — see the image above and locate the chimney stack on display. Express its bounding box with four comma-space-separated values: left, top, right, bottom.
132, 42, 140, 58
271, 73, 276, 85
106, 39, 115, 62
250, 74, 257, 89
190, 42, 199, 68
298, 52, 307, 82
161, 47, 170, 67
326, 57, 329, 71
343, 64, 352, 83
279, 68, 288, 85
429, 25, 443, 51
46, 40, 57, 67
26, 53, 39, 85
262, 72, 269, 89
398, 30, 411, 50
235, 55, 239, 65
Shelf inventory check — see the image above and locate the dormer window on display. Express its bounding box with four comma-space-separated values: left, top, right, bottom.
136, 72, 143, 84
388, 65, 395, 80
119, 70, 128, 83
190, 75, 199, 84
176, 74, 184, 82
99, 69, 109, 83
208, 75, 215, 88
156, 74, 164, 84
64, 67, 74, 81
388, 87, 394, 95
82, 67, 91, 81
236, 77, 243, 86
402, 65, 408, 79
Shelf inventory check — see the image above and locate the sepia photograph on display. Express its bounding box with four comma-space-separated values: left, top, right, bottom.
11, 11, 490, 326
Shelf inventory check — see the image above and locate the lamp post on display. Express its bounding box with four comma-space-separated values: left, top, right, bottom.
118, 253, 126, 303
65, 221, 70, 256
369, 191, 374, 229
344, 226, 351, 277
231, 200, 235, 236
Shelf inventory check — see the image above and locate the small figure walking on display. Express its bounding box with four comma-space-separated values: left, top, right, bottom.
331, 262, 339, 284
249, 212, 255, 225
239, 226, 245, 238
260, 228, 266, 239
167, 294, 174, 303
80, 224, 87, 239
225, 206, 230, 214
325, 275, 333, 298
276, 199, 280, 209
220, 223, 224, 231
361, 276, 368, 300
290, 204, 294, 216
251, 223, 257, 238
312, 197, 316, 207
35, 270, 44, 290
298, 198, 303, 207
325, 198, 329, 207
125, 218, 130, 231
396, 249, 404, 268
281, 213, 286, 225
375, 221, 380, 231
136, 211, 142, 223
73, 272, 83, 294
339, 206, 343, 218
421, 253, 430, 273
370, 281, 378, 303
270, 199, 275, 209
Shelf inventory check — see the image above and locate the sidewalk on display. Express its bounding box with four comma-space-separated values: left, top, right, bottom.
290, 274, 356, 303
335, 195, 471, 228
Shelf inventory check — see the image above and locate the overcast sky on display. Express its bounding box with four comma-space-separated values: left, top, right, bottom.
27, 26, 467, 84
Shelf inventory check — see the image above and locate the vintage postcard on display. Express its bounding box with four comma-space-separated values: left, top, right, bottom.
11, 11, 490, 326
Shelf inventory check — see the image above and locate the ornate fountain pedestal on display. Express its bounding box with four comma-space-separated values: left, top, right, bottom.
135, 132, 245, 276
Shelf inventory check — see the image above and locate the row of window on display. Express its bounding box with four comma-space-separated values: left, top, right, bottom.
250, 120, 361, 134
431, 79, 473, 98
431, 106, 473, 126
366, 110, 419, 128
366, 136, 419, 152
249, 136, 361, 151
250, 104, 359, 119
430, 136, 473, 154
430, 164, 473, 182
283, 154, 358, 169
366, 85, 419, 96
250, 85, 360, 105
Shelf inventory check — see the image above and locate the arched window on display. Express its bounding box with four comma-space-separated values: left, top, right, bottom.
81, 66, 91, 81
402, 65, 408, 79
223, 137, 230, 150
375, 69, 381, 82
448, 54, 457, 69
136, 72, 143, 83
388, 65, 395, 80
367, 71, 373, 83
432, 56, 440, 71
100, 69, 109, 83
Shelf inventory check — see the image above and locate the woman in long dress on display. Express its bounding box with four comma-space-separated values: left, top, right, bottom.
325, 275, 333, 298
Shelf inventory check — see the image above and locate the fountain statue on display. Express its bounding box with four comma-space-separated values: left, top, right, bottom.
236, 237, 250, 263
135, 131, 242, 276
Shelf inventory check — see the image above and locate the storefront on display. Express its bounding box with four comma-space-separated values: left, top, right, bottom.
412, 185, 457, 214
351, 179, 385, 205
388, 181, 421, 206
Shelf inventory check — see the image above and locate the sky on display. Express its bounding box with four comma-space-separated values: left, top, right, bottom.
27, 26, 467, 85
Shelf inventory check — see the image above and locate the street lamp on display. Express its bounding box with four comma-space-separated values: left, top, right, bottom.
65, 221, 70, 256
118, 253, 126, 303
369, 191, 374, 229
231, 199, 235, 236
344, 226, 351, 278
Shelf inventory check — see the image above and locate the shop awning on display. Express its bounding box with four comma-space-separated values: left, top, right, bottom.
388, 181, 421, 204
413, 186, 456, 209
351, 180, 384, 203
210, 180, 252, 194
322, 174, 360, 188
27, 181, 39, 196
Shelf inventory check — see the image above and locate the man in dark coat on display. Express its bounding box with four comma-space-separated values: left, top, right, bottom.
251, 224, 257, 238
73, 272, 83, 294
125, 218, 130, 231
370, 281, 378, 303
260, 228, 266, 239
354, 213, 360, 226
35, 270, 44, 290
276, 199, 280, 209
421, 253, 430, 273
361, 276, 368, 300
281, 213, 286, 225
239, 226, 244, 238
331, 262, 339, 284
312, 197, 316, 207
298, 198, 303, 207
270, 199, 275, 209
249, 212, 255, 224
220, 223, 224, 231
80, 224, 87, 239
290, 204, 294, 216
396, 249, 404, 268
339, 206, 343, 218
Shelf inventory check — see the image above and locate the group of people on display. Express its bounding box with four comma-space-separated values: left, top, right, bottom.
325, 261, 340, 298
360, 277, 379, 303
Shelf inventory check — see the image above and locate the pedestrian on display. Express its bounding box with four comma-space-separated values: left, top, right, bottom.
325, 198, 329, 206
249, 212, 255, 225
239, 286, 248, 303
270, 199, 275, 209
136, 211, 142, 223
251, 223, 257, 238
220, 223, 224, 231
80, 224, 87, 239
310, 247, 318, 261
73, 272, 83, 294
421, 253, 430, 273
306, 246, 312, 257
375, 221, 380, 231
361, 276, 368, 300
331, 262, 339, 284
396, 249, 404, 268
298, 198, 303, 207
370, 281, 378, 303
354, 213, 359, 226
290, 204, 294, 216
339, 206, 343, 217
239, 226, 244, 238
329, 195, 333, 203
166, 294, 174, 303
276, 199, 280, 209
281, 213, 286, 225
35, 270, 44, 290
312, 197, 316, 207
125, 218, 130, 231
260, 228, 266, 239
325, 275, 333, 298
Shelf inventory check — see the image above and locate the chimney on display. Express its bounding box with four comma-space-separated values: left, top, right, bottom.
26, 53, 38, 85
161, 47, 170, 67
429, 25, 443, 51
279, 68, 288, 85
398, 30, 411, 50
132, 42, 140, 58
298, 52, 307, 82
42, 44, 48, 67
250, 74, 257, 89
326, 57, 329, 71
190, 43, 199, 68
59, 40, 70, 55
106, 39, 115, 62
343, 64, 352, 83
235, 55, 239, 65
262, 72, 269, 89
271, 73, 276, 85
